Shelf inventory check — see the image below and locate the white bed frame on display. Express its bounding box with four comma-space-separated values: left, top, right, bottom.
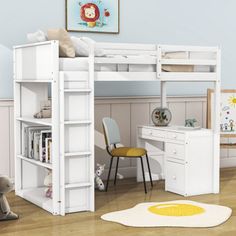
13, 40, 221, 215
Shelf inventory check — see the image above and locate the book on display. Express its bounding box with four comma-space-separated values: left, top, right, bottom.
39, 130, 52, 162
22, 126, 50, 159
33, 132, 41, 160
45, 138, 52, 163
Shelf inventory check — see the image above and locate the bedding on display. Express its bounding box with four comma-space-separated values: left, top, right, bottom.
71, 36, 105, 57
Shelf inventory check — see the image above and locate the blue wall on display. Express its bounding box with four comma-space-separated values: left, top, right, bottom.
0, 0, 234, 98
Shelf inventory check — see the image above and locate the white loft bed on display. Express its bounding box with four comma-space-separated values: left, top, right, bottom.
14, 40, 221, 216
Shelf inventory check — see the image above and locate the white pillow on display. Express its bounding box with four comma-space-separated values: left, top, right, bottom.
27, 30, 47, 43
81, 37, 105, 57
71, 36, 89, 57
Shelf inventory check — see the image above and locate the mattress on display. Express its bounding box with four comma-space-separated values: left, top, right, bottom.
59, 57, 117, 71
59, 54, 209, 73
59, 56, 157, 72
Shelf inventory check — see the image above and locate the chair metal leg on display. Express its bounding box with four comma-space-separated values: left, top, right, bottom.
146, 154, 153, 187
106, 157, 114, 192
114, 157, 120, 185
140, 157, 147, 194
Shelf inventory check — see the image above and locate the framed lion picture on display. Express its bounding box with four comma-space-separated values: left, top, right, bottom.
66, 0, 119, 33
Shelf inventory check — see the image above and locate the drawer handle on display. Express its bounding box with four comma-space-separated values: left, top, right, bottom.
172, 135, 177, 139
149, 131, 153, 135
172, 175, 176, 180
173, 150, 177, 155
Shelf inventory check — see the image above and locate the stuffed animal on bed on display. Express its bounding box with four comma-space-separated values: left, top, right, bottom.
0, 175, 18, 221
95, 163, 105, 191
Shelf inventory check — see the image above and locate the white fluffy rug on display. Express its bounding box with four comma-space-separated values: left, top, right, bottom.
101, 200, 232, 228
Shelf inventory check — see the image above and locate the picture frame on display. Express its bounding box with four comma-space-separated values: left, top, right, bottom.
66, 0, 120, 34
207, 89, 236, 148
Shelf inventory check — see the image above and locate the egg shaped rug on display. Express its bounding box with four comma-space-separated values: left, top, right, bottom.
101, 200, 232, 228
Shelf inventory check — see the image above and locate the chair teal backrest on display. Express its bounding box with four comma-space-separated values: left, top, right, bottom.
102, 117, 121, 147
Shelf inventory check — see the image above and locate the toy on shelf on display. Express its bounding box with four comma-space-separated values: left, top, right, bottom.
34, 101, 51, 119
0, 175, 18, 221
185, 118, 197, 127
44, 170, 52, 198
151, 107, 172, 126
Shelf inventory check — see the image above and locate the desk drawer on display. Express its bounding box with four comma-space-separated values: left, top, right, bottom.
139, 128, 165, 139
167, 132, 185, 142
165, 160, 185, 194
166, 143, 185, 160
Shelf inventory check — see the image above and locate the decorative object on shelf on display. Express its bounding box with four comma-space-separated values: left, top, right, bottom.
151, 107, 172, 126
101, 200, 232, 228
44, 170, 53, 198
185, 118, 197, 127
95, 163, 105, 191
66, 0, 119, 33
34, 100, 51, 119
0, 175, 18, 221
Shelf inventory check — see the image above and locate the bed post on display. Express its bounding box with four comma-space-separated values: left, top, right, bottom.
213, 48, 221, 193
161, 81, 167, 108
157, 45, 167, 108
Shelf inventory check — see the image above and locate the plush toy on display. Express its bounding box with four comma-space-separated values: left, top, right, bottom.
185, 118, 197, 127
95, 163, 105, 191
44, 170, 52, 198
34, 101, 51, 119
0, 175, 18, 221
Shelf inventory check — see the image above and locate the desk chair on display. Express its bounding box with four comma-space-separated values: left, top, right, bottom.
102, 117, 153, 194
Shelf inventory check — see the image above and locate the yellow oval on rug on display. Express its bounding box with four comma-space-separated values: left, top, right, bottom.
148, 203, 205, 216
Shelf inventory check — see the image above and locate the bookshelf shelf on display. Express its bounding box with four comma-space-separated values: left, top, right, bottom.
16, 117, 52, 126
14, 79, 53, 83
17, 188, 53, 213
18, 155, 53, 169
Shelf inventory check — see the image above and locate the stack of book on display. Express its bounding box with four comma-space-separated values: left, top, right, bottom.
23, 125, 52, 163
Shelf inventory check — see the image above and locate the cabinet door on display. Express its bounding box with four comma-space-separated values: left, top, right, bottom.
165, 160, 185, 195
0, 107, 10, 176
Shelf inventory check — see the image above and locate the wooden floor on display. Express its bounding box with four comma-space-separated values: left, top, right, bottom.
1, 168, 236, 236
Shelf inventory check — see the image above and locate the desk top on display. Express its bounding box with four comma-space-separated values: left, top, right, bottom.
138, 125, 213, 135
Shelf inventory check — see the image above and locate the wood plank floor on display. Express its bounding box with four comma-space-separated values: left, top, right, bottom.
1, 168, 236, 236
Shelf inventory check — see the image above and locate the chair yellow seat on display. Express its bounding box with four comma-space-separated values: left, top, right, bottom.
102, 117, 153, 193
111, 147, 147, 157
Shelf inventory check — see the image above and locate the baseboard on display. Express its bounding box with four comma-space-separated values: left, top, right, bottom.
220, 157, 236, 168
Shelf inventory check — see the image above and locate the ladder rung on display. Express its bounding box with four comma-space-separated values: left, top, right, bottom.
64, 89, 92, 93
65, 182, 91, 189
64, 120, 92, 125
65, 151, 92, 157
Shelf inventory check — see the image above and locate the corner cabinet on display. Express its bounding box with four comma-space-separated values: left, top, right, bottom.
14, 41, 95, 215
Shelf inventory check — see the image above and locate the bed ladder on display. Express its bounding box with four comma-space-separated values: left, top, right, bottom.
59, 55, 95, 215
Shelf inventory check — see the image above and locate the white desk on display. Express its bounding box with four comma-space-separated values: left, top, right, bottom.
137, 125, 217, 196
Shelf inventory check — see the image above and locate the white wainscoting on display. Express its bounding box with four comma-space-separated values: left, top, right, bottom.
0, 100, 14, 178
1, 97, 235, 180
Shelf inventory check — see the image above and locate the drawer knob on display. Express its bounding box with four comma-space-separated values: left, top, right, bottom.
173, 150, 177, 154
172, 175, 176, 180
149, 131, 153, 135
173, 135, 177, 139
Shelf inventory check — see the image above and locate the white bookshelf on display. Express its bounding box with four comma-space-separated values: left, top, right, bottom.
14, 41, 95, 215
